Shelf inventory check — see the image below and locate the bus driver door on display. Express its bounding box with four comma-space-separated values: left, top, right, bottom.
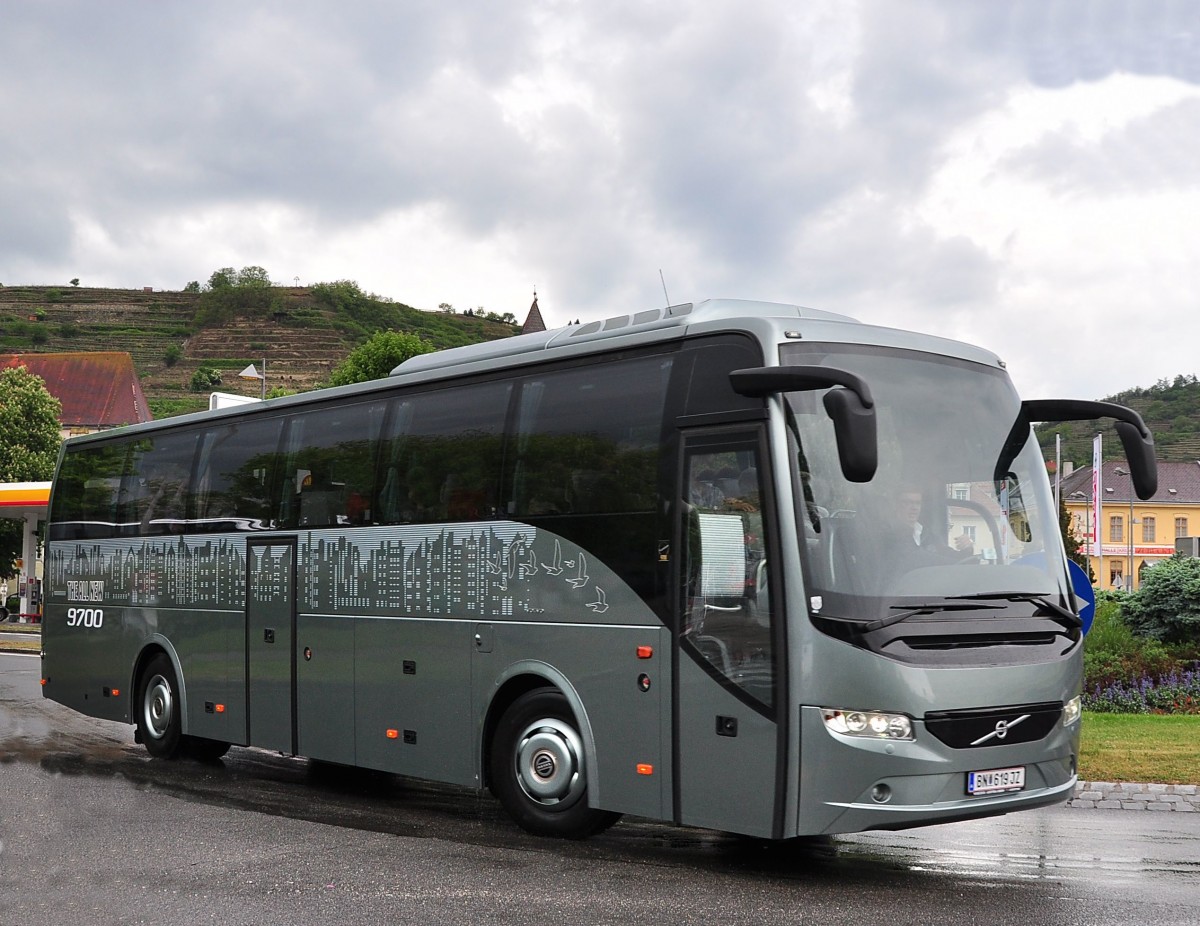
675, 431, 782, 838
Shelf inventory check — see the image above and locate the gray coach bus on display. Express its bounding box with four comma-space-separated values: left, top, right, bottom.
42, 299, 1156, 839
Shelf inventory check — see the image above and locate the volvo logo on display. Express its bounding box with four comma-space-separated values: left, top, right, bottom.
533, 752, 557, 779
970, 714, 1031, 746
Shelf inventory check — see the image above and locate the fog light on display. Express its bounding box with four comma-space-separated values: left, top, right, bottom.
1062, 695, 1082, 727
871, 783, 892, 803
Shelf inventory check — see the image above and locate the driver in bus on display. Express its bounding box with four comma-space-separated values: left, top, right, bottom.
892, 488, 975, 560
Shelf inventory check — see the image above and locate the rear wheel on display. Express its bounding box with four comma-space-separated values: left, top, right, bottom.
137, 654, 183, 759
489, 689, 620, 839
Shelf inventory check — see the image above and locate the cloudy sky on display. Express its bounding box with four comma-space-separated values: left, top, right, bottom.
2, 0, 1197, 399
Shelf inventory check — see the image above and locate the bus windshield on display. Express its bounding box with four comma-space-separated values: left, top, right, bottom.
782, 342, 1071, 627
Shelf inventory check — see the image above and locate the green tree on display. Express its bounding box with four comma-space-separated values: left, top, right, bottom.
0, 366, 62, 579
1059, 497, 1092, 580
328, 330, 435, 386
207, 267, 237, 289
189, 367, 223, 391
196, 266, 275, 327
1122, 553, 1200, 644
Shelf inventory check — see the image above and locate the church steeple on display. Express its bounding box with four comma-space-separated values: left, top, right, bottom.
521, 288, 546, 334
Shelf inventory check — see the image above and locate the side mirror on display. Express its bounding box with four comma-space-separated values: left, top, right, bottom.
1022, 399, 1157, 499
731, 366, 877, 482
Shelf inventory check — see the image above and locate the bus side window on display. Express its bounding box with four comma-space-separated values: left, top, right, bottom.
378, 385, 510, 525
511, 357, 669, 517
279, 401, 385, 529
194, 418, 284, 529
124, 432, 198, 534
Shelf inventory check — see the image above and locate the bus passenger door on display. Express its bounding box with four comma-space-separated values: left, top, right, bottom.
675, 432, 782, 838
246, 538, 297, 754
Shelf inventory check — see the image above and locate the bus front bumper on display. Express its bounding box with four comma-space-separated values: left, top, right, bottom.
796, 705, 1079, 836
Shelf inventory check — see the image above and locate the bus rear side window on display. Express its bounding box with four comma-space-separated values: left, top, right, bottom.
48, 442, 129, 540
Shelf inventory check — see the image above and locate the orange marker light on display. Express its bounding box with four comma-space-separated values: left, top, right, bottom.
637, 763, 654, 776
636, 645, 653, 659
111, 689, 120, 697
215, 703, 225, 713
40, 678, 48, 686
386, 729, 399, 739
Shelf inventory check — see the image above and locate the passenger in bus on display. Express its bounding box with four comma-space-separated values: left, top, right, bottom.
689, 469, 725, 509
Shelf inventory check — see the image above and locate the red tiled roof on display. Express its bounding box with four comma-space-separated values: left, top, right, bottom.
0, 352, 152, 428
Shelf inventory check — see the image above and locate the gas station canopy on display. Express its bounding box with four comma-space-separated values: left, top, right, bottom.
0, 481, 50, 620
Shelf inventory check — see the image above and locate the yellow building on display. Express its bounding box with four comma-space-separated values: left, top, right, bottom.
1060, 461, 1200, 592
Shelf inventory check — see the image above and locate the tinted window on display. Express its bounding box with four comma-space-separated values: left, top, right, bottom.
378, 384, 511, 524
511, 356, 671, 517
278, 401, 386, 529
121, 431, 199, 534
49, 441, 130, 539
194, 417, 284, 530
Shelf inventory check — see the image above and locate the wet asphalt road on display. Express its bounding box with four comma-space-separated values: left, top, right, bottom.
2, 652, 1198, 926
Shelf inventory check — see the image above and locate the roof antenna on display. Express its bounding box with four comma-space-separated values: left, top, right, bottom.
659, 269, 672, 308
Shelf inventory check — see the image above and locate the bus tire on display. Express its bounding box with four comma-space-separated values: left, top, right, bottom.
489, 688, 620, 839
137, 654, 183, 759
184, 736, 231, 762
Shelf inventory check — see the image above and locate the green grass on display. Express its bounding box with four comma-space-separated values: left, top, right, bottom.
1080, 712, 1200, 783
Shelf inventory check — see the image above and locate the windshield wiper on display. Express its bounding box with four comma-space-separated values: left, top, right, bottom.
949, 592, 1083, 630
818, 601, 1003, 634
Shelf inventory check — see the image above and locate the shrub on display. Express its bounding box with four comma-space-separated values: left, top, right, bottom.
189, 367, 222, 391
1122, 554, 1200, 644
163, 345, 183, 367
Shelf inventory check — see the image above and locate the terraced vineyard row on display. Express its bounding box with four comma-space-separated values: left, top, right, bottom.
1, 285, 517, 419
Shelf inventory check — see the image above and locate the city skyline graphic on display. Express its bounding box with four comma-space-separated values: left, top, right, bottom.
47, 523, 628, 621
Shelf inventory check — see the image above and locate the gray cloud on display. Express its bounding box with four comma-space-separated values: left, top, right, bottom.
3, 1, 1199, 398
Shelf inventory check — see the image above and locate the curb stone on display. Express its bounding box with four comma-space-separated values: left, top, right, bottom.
1069, 781, 1200, 811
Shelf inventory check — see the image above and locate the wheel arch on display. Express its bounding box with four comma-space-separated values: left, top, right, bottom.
480, 661, 602, 807
129, 635, 189, 735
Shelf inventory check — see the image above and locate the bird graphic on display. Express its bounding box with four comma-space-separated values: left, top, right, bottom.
487, 553, 507, 591
586, 586, 608, 614
520, 547, 540, 579
543, 539, 564, 576
567, 551, 589, 589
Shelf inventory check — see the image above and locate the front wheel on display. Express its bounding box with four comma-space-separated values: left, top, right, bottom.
137, 654, 183, 759
489, 689, 620, 839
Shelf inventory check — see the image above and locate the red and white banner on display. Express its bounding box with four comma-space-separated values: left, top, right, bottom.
1091, 435, 1103, 559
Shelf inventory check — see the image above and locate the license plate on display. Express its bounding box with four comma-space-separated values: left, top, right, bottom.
967, 766, 1025, 795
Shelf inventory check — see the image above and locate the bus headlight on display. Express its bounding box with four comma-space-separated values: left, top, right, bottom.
821, 708, 914, 741
1062, 695, 1082, 727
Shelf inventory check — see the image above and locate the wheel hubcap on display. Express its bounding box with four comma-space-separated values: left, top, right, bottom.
514, 718, 585, 808
143, 674, 173, 740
